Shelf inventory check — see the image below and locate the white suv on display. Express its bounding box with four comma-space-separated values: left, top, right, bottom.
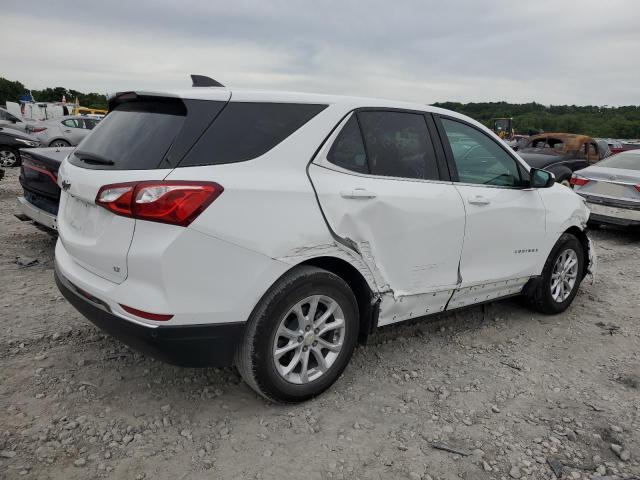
55, 82, 594, 402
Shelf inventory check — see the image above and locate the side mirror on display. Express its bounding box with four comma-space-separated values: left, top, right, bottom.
530, 168, 555, 188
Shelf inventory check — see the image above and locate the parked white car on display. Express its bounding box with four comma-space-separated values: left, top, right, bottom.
27, 115, 100, 147
55, 85, 594, 402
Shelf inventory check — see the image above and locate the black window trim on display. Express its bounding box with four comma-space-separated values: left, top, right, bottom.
434, 113, 531, 189
322, 107, 452, 183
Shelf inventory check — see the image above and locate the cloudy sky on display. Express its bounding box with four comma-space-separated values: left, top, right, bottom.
1, 0, 639, 106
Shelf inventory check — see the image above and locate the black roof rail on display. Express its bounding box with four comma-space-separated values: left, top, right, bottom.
190, 74, 224, 88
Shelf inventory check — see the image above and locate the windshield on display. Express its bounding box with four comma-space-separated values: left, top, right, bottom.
68, 98, 187, 170
596, 151, 640, 170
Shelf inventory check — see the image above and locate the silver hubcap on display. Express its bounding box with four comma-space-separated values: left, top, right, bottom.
551, 248, 579, 302
0, 150, 17, 167
52, 141, 68, 147
272, 295, 346, 384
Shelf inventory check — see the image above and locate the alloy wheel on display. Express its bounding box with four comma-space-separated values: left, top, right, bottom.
550, 248, 579, 302
0, 149, 17, 167
272, 295, 346, 385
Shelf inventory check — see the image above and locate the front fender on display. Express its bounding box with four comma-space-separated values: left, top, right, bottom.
537, 184, 591, 272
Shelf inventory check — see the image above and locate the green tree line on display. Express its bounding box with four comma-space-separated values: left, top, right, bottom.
2, 76, 639, 137
433, 101, 640, 139
0, 77, 108, 110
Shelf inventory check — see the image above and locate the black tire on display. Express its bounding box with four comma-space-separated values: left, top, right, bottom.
0, 146, 20, 167
49, 139, 70, 147
523, 233, 585, 314
235, 266, 359, 403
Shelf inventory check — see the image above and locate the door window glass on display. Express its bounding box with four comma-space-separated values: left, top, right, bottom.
358, 111, 439, 180
441, 118, 524, 187
62, 119, 81, 128
327, 116, 368, 173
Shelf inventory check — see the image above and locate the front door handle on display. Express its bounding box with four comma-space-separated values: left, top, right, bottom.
340, 188, 377, 199
468, 195, 490, 206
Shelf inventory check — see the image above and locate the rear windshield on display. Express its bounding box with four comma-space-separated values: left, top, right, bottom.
69, 99, 327, 170
69, 99, 189, 170
597, 151, 640, 170
179, 102, 327, 167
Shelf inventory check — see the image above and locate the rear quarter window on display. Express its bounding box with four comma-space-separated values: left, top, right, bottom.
179, 102, 327, 167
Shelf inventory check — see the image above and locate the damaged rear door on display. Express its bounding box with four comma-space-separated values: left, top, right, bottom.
309, 110, 466, 325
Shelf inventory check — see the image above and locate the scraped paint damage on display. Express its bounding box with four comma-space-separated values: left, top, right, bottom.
280, 239, 459, 326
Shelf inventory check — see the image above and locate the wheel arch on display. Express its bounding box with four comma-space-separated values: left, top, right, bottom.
563, 225, 592, 279
296, 256, 378, 344
48, 138, 70, 147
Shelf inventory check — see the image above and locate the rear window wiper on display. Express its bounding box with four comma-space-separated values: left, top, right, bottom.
74, 150, 115, 166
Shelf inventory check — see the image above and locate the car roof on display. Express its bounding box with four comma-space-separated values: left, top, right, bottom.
39, 115, 95, 123
529, 132, 594, 142
115, 87, 459, 117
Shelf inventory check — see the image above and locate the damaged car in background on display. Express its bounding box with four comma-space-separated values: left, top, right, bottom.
518, 133, 609, 186
571, 149, 640, 228
16, 146, 74, 232
54, 78, 595, 403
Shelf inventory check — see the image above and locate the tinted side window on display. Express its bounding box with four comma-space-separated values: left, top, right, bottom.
181, 103, 327, 166
327, 116, 368, 173
358, 111, 439, 180
441, 118, 524, 187
62, 119, 80, 128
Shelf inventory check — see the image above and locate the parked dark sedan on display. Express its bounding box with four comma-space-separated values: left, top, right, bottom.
17, 147, 73, 231
0, 127, 40, 167
518, 133, 609, 186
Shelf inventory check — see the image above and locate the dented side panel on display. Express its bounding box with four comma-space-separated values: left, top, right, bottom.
537, 183, 592, 274
307, 163, 466, 322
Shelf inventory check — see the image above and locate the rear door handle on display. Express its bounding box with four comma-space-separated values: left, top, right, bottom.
468, 195, 490, 206
340, 188, 377, 199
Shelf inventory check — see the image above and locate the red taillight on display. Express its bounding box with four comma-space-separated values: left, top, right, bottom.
635, 185, 640, 193
95, 181, 223, 226
30, 127, 47, 133
119, 304, 173, 321
22, 160, 58, 185
570, 174, 590, 187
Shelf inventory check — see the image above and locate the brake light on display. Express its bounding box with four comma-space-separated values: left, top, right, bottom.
635, 185, 640, 193
30, 127, 47, 133
22, 159, 58, 185
119, 304, 173, 321
95, 181, 223, 226
570, 174, 590, 187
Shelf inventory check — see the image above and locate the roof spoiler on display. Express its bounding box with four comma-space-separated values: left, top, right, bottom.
190, 75, 224, 88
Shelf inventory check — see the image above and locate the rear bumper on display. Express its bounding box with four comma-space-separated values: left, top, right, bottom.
583, 196, 640, 226
55, 266, 244, 367
17, 196, 58, 230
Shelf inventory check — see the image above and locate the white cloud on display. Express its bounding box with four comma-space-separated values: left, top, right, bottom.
1, 0, 639, 105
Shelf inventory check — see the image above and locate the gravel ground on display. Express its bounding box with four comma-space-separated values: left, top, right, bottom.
1, 166, 639, 480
